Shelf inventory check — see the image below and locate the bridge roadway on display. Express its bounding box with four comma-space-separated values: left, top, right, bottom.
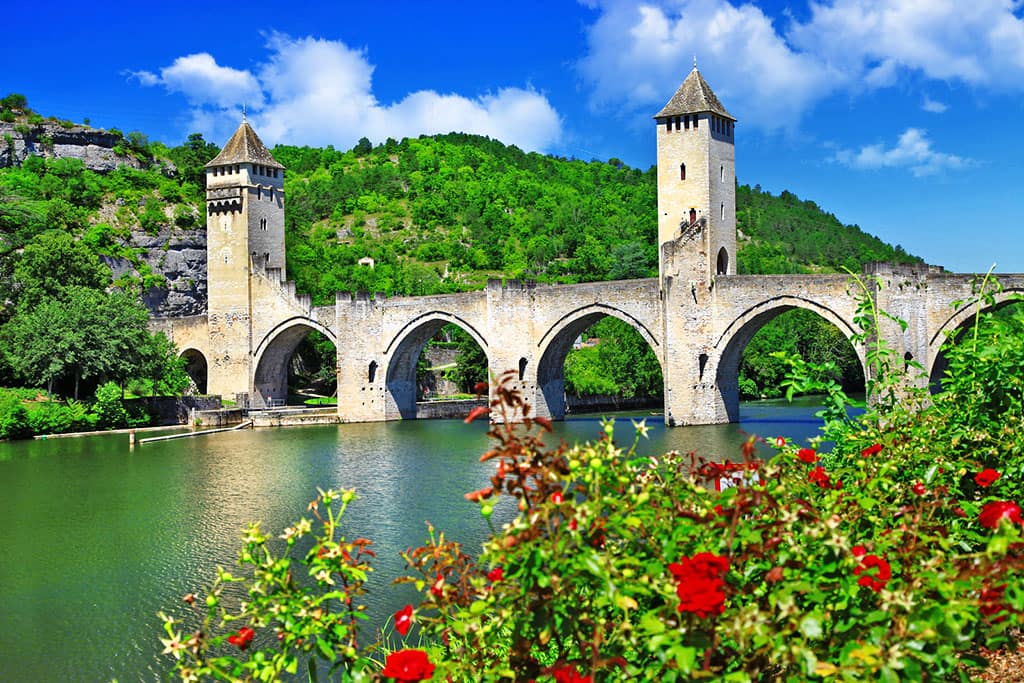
154, 262, 1024, 426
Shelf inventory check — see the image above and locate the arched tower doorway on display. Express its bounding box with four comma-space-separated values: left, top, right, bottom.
180, 349, 208, 395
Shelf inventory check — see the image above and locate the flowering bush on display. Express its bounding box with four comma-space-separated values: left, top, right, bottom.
161, 287, 1024, 681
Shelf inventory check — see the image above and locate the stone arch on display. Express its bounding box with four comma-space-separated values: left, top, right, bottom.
536, 304, 662, 420
384, 312, 489, 420
716, 247, 729, 275
927, 288, 1024, 389
712, 297, 864, 422
180, 348, 208, 395
252, 317, 337, 406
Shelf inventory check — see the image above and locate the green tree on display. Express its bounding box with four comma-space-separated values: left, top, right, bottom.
444, 326, 488, 393
565, 317, 662, 398
167, 133, 220, 195
12, 230, 109, 309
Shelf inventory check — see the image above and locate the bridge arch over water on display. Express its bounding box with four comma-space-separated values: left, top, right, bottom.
536, 304, 663, 420
927, 287, 1024, 388
711, 296, 866, 422
383, 312, 491, 419
253, 316, 337, 405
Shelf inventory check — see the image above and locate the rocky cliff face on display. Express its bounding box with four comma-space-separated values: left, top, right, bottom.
103, 226, 209, 318
0, 121, 147, 172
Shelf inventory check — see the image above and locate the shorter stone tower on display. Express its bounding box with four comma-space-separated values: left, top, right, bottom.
202, 121, 286, 399
654, 65, 736, 286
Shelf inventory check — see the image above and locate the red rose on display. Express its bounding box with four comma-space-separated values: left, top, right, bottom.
551, 491, 564, 504
797, 448, 818, 463
394, 604, 413, 637
381, 649, 435, 682
487, 567, 503, 582
551, 664, 593, 683
861, 443, 883, 457
912, 482, 926, 496
979, 501, 1023, 529
227, 626, 255, 650
851, 545, 866, 557
975, 469, 1001, 487
853, 554, 891, 592
809, 465, 831, 489
668, 553, 729, 618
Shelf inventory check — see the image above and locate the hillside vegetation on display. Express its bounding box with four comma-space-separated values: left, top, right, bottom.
275, 134, 919, 304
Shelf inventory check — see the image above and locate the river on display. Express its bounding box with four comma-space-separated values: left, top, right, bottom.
0, 398, 828, 682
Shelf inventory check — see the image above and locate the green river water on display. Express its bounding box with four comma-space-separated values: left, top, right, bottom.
0, 398, 828, 682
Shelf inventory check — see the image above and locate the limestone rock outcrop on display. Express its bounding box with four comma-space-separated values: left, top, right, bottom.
0, 121, 152, 172
103, 226, 209, 317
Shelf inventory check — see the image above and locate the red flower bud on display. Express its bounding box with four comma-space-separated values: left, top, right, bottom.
912, 482, 926, 495
227, 626, 255, 650
430, 572, 445, 598
487, 567, 503, 582
861, 443, 883, 458
775, 436, 786, 448
551, 491, 564, 504
394, 604, 413, 637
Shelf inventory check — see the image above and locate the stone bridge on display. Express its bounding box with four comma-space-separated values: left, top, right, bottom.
155, 256, 1024, 426
150, 71, 1024, 426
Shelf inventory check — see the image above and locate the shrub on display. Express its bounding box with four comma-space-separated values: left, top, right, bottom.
92, 381, 128, 429
160, 288, 1024, 681
0, 403, 31, 439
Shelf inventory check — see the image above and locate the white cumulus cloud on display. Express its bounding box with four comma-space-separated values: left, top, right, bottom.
132, 33, 562, 153
922, 97, 948, 113
833, 128, 973, 177
578, 0, 1024, 128
131, 53, 265, 110
579, 0, 842, 131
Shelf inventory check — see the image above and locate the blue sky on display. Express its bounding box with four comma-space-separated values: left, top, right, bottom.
6, 1, 1024, 273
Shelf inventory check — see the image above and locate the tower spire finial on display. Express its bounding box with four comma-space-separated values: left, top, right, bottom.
693, 55, 698, 69
242, 102, 247, 124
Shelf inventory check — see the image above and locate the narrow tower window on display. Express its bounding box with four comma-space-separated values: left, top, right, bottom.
689, 208, 697, 225
684, 115, 690, 130
717, 247, 729, 275
260, 217, 267, 231
720, 165, 724, 182
665, 118, 672, 132
680, 163, 686, 181
693, 115, 698, 129
721, 203, 725, 220
674, 117, 680, 131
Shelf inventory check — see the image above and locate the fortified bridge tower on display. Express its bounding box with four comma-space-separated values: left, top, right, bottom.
153, 70, 1024, 425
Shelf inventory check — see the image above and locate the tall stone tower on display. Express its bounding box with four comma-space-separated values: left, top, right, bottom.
654, 65, 736, 285
202, 121, 286, 399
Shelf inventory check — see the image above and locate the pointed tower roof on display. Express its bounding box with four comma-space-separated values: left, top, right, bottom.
654, 66, 735, 121
205, 121, 284, 169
